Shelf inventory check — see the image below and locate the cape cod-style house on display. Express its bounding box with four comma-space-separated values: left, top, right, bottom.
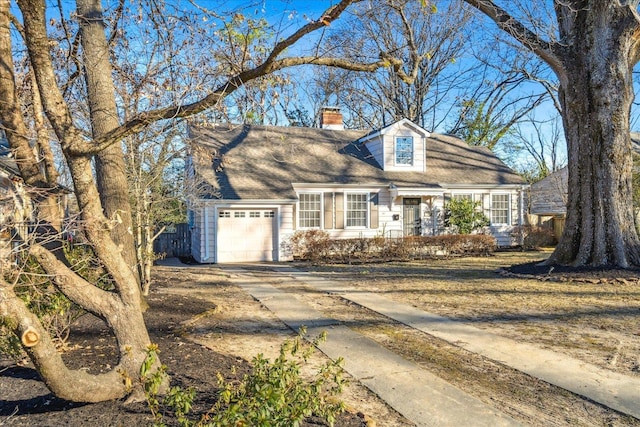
186, 108, 527, 263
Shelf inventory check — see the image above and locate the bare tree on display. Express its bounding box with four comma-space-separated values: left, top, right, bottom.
511, 113, 566, 183
310, 0, 473, 130
463, 1, 640, 268
447, 57, 549, 152
0, 0, 417, 402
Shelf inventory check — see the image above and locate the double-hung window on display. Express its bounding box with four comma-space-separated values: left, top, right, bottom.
395, 136, 413, 165
346, 193, 368, 227
491, 194, 510, 225
299, 193, 321, 228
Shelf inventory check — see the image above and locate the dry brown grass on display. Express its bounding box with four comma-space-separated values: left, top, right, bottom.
303, 250, 640, 376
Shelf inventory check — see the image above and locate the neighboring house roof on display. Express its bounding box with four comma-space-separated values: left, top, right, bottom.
530, 132, 640, 216
189, 123, 525, 201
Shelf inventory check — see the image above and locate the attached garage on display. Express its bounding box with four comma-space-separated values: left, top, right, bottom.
216, 209, 276, 262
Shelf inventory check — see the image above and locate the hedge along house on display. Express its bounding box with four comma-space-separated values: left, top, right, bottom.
186, 109, 527, 263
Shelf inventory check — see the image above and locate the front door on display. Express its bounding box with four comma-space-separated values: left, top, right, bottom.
403, 198, 421, 236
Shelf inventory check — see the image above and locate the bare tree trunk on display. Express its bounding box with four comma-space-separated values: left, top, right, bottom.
463, 0, 640, 268
3, 0, 163, 401
545, 5, 640, 267
77, 0, 139, 280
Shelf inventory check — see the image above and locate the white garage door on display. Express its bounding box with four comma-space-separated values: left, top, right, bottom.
217, 210, 276, 262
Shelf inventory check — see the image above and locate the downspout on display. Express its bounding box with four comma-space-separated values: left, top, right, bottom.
519, 186, 525, 246
203, 205, 209, 261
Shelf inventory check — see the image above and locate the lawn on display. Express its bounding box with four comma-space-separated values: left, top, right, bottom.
302, 250, 640, 377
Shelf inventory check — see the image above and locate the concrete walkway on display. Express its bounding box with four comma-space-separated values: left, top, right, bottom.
221, 265, 520, 427
218, 264, 640, 425
266, 266, 640, 420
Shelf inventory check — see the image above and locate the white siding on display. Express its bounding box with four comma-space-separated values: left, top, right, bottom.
279, 204, 295, 261
190, 207, 204, 263
203, 205, 215, 263
364, 135, 384, 169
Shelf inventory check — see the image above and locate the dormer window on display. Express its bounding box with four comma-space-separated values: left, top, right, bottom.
395, 136, 413, 165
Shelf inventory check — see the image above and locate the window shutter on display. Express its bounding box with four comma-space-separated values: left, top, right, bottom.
292, 204, 297, 230
370, 193, 379, 229
335, 192, 344, 229
324, 193, 333, 229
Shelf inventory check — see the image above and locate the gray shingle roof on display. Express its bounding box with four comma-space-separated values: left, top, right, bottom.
188, 123, 525, 200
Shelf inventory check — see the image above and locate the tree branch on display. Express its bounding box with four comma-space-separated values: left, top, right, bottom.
28, 243, 121, 318
463, 0, 565, 78
0, 279, 130, 402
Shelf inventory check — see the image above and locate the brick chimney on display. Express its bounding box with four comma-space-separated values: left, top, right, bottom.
320, 107, 343, 130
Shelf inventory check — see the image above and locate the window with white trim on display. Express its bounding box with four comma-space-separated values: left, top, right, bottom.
346, 193, 368, 227
299, 193, 321, 228
491, 194, 510, 225
453, 194, 472, 201
395, 136, 413, 165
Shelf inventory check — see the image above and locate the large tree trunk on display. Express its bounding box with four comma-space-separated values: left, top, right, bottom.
545, 4, 640, 268
77, 0, 139, 281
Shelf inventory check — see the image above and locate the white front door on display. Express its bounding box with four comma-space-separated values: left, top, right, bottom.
217, 209, 276, 262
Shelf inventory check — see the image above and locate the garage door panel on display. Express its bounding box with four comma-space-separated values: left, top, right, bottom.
217, 210, 275, 262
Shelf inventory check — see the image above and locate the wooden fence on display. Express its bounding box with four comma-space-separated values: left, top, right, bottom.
153, 223, 191, 258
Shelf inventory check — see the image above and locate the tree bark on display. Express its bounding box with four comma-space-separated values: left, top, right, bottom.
77, 0, 139, 280
3, 0, 162, 402
545, 3, 640, 267
464, 0, 640, 268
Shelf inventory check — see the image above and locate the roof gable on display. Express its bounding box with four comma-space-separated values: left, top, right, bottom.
357, 118, 429, 144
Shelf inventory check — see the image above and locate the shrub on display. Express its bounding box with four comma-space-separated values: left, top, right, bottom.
288, 230, 331, 262
444, 198, 490, 234
141, 330, 346, 427
511, 225, 556, 249
209, 330, 346, 426
420, 234, 496, 256
289, 233, 496, 263
0, 244, 112, 360
1, 255, 85, 359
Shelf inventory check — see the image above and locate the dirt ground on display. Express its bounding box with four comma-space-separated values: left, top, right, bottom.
0, 266, 374, 427
2, 250, 640, 426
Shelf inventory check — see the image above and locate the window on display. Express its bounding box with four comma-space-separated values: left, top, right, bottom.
249, 211, 260, 218
299, 193, 321, 228
264, 211, 275, 218
395, 136, 413, 165
453, 194, 472, 201
491, 194, 510, 225
219, 211, 230, 218
234, 211, 245, 218
346, 193, 368, 227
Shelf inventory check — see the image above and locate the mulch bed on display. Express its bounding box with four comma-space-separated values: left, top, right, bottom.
0, 289, 365, 426
501, 261, 640, 284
